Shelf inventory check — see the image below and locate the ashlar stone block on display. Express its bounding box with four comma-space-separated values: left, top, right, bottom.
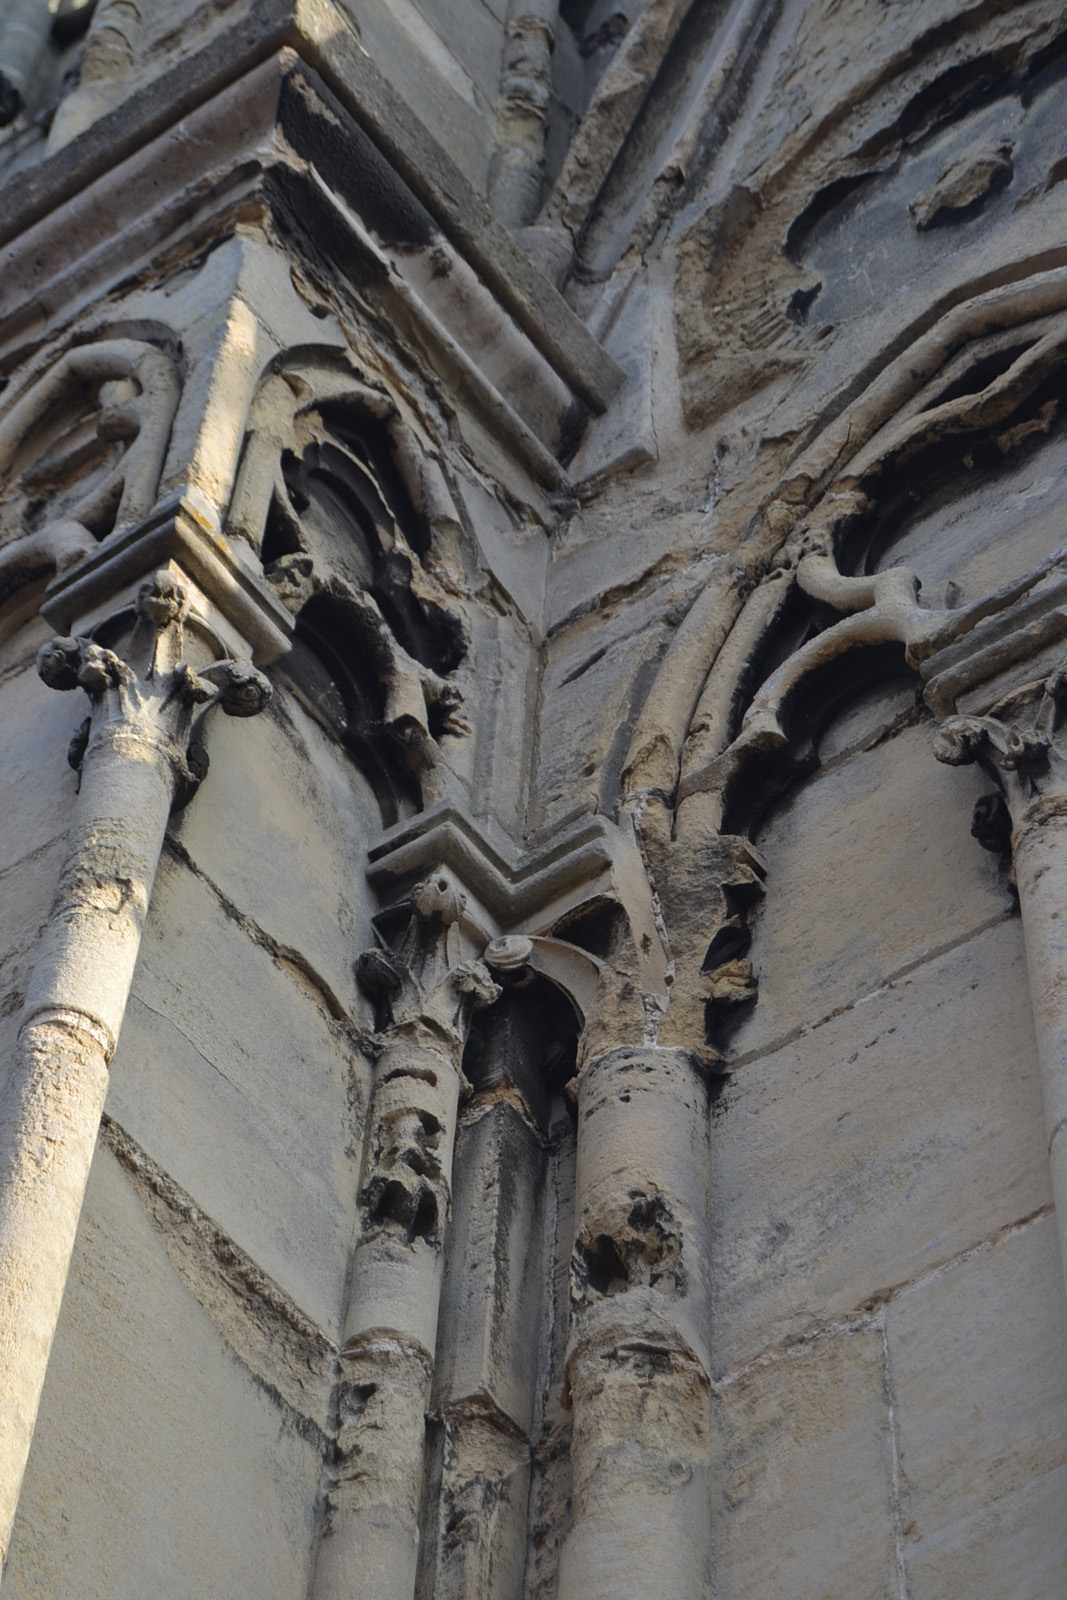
732, 716, 1010, 1059
712, 1327, 898, 1600
172, 686, 382, 1023
888, 1212, 1067, 1596
107, 852, 371, 1338
5, 1140, 322, 1600
710, 919, 1050, 1366
0, 662, 80, 877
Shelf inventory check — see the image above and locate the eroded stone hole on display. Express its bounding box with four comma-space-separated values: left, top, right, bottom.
583, 1233, 629, 1297
702, 919, 751, 970
404, 1111, 443, 1176
575, 1191, 684, 1305
369, 1177, 440, 1243
344, 1381, 378, 1424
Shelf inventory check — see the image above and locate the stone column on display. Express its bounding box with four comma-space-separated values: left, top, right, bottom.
934, 668, 1067, 1290
558, 1044, 715, 1600
0, 569, 271, 1572
488, 0, 560, 227
312, 875, 499, 1600
0, 0, 53, 125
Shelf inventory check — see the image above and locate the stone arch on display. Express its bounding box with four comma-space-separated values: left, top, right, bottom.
0, 336, 181, 609
631, 266, 1067, 1063
226, 347, 472, 826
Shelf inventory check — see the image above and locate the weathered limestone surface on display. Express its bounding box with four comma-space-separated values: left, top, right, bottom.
710, 918, 1050, 1364
109, 854, 370, 1339
0, 0, 1066, 1593
4, 1139, 326, 1600
890, 1214, 1067, 1595
729, 714, 1011, 1060
712, 1329, 898, 1600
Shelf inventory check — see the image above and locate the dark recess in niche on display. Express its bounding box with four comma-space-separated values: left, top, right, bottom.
722, 584, 831, 750
918, 339, 1038, 413
322, 403, 430, 559
463, 975, 579, 1131
839, 364, 1067, 578
272, 592, 421, 828
897, 53, 1010, 145
1022, 27, 1067, 104
720, 639, 911, 838
559, 0, 598, 28
551, 896, 626, 960
702, 879, 763, 970
269, 403, 465, 678
52, 0, 98, 47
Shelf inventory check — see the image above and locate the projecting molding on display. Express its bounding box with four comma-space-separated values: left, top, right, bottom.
0, 2, 622, 484
41, 494, 294, 667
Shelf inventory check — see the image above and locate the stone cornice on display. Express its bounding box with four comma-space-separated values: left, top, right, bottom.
366, 803, 620, 935
0, 0, 622, 419
0, 49, 618, 489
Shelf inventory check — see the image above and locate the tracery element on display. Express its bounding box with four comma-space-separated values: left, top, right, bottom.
0, 339, 180, 604
228, 354, 470, 822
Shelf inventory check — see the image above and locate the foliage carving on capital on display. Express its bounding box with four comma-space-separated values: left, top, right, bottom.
357, 874, 501, 1048
38, 569, 272, 806
933, 667, 1067, 850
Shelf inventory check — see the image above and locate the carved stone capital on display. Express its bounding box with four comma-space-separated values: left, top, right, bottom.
933, 666, 1067, 850
37, 568, 272, 807
357, 872, 501, 1048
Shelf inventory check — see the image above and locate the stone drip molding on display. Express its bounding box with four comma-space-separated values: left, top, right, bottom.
0, 568, 272, 1575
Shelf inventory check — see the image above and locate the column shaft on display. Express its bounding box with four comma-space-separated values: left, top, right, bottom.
313, 1039, 460, 1600
0, 727, 175, 1564
559, 1045, 714, 1600
0, 571, 270, 1570
1013, 812, 1067, 1284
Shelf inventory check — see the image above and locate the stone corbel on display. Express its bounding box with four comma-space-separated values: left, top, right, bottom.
0, 567, 272, 1574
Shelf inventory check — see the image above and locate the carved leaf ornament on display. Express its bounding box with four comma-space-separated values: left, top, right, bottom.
38, 569, 272, 808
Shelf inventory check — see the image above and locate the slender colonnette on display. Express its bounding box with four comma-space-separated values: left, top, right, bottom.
0, 570, 271, 1570
311, 875, 499, 1600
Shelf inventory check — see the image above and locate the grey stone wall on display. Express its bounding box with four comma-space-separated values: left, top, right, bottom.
0, 0, 1065, 1594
